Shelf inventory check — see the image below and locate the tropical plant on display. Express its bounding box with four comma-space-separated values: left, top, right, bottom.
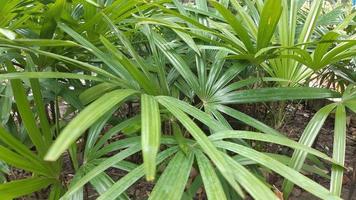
0, 0, 355, 200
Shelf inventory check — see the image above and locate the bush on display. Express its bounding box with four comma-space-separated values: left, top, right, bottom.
0, 0, 355, 199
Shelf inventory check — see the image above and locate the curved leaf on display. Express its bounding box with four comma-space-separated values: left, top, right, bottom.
209, 131, 340, 165
97, 147, 179, 200
0, 177, 56, 199
282, 103, 337, 198
45, 89, 137, 161
215, 141, 341, 200
62, 144, 141, 199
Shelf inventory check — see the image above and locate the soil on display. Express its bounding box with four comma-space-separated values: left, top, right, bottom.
7, 101, 356, 200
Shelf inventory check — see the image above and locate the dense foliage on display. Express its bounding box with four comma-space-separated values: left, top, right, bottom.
0, 0, 355, 199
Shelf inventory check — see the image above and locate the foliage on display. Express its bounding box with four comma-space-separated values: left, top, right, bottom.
0, 0, 355, 199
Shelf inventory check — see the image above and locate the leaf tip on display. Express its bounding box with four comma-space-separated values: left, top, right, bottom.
43, 151, 58, 162
146, 175, 155, 182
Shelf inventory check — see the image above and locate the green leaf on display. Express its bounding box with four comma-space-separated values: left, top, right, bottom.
0, 72, 104, 82
257, 0, 282, 50
0, 85, 11, 124
57, 23, 132, 80
92, 118, 141, 157
335, 12, 356, 31
234, 153, 330, 179
87, 170, 115, 195
320, 40, 356, 68
230, 0, 258, 38
0, 40, 124, 84
183, 174, 203, 200
27, 59, 53, 145
345, 100, 356, 113
84, 109, 116, 159
195, 150, 227, 200
330, 105, 346, 196
156, 96, 226, 132
215, 87, 340, 104
99, 35, 156, 94
215, 141, 341, 200
84, 0, 101, 8
44, 89, 137, 161
209, 131, 339, 165
102, 13, 152, 79
0, 28, 16, 40
148, 151, 194, 200
175, 30, 201, 55
209, 63, 247, 96
138, 13, 245, 53
13, 39, 78, 47
149, 30, 200, 92
0, 177, 55, 199
282, 103, 337, 198
0, 125, 43, 166
206, 50, 228, 94
313, 32, 340, 67
6, 61, 47, 155
63, 144, 141, 198
297, 0, 322, 46
316, 6, 344, 26
48, 183, 65, 200
210, 1, 254, 53
216, 77, 290, 95
217, 105, 282, 136
141, 94, 161, 181
79, 83, 118, 105
97, 147, 179, 200
221, 153, 279, 200
172, 122, 190, 155
0, 145, 47, 175
157, 96, 246, 198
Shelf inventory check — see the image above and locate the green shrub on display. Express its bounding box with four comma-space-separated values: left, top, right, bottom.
0, 0, 355, 199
